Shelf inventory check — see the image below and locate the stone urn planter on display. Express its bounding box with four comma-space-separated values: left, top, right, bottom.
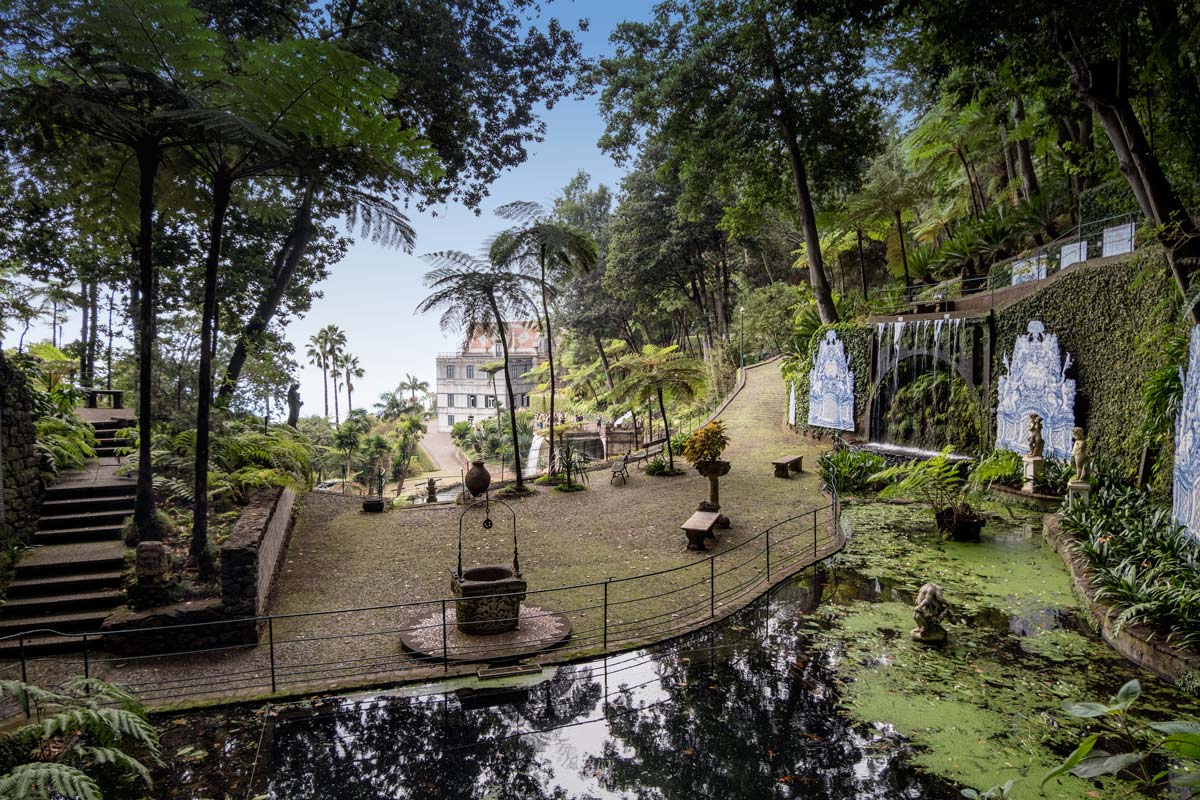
694, 460, 732, 528
449, 564, 527, 634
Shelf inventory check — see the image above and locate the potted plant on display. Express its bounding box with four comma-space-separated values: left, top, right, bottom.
683, 420, 731, 515
870, 447, 985, 541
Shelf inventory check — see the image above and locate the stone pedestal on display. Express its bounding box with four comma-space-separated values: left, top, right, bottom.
1067, 479, 1092, 508
1022, 456, 1045, 494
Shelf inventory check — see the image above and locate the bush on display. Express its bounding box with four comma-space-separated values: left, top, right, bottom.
682, 420, 729, 464
816, 448, 886, 495
1060, 483, 1200, 650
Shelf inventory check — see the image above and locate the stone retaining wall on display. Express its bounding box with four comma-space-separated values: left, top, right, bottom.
221, 486, 297, 616
0, 355, 42, 552
102, 487, 298, 655
1043, 513, 1200, 692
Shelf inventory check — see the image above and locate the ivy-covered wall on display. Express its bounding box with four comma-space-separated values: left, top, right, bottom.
1, 354, 42, 554
991, 250, 1177, 475
785, 322, 873, 437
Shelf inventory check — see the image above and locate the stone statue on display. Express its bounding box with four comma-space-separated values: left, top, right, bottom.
1071, 427, 1089, 482
911, 582, 954, 644
286, 383, 302, 428
1027, 414, 1045, 458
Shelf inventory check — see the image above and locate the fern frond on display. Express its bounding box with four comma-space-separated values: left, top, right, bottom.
0, 762, 101, 800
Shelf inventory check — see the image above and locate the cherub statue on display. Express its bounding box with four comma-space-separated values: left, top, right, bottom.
1027, 414, 1045, 458
1071, 427, 1089, 483
911, 582, 954, 644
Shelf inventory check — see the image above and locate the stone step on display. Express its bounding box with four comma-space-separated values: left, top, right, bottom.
7, 570, 124, 598
1, 590, 123, 615
0, 608, 110, 637
13, 542, 127, 578
38, 509, 131, 531
40, 495, 136, 516
0, 631, 85, 658
33, 524, 123, 545
43, 482, 135, 502
90, 420, 131, 432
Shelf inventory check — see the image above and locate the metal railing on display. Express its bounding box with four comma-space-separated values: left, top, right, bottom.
869, 211, 1143, 317
0, 498, 841, 720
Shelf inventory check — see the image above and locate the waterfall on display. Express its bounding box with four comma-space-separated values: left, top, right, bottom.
523, 435, 545, 478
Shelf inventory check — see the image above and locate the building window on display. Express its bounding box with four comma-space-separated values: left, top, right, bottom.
466, 365, 475, 379
467, 394, 478, 408
445, 365, 455, 379
447, 415, 455, 425
446, 393, 455, 408
467, 415, 474, 424
485, 395, 495, 408
522, 394, 530, 407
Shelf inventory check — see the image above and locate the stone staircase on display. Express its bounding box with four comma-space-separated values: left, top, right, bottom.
0, 419, 132, 656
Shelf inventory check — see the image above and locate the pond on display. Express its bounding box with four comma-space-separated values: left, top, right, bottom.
161, 502, 1200, 799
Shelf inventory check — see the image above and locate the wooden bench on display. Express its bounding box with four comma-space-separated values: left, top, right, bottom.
632, 438, 667, 471
610, 453, 630, 485
681, 510, 721, 551
82, 388, 125, 409
772, 455, 804, 478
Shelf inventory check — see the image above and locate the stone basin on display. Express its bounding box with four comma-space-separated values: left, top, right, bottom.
449, 565, 527, 635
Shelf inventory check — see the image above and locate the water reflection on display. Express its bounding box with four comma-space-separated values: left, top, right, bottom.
268, 571, 956, 799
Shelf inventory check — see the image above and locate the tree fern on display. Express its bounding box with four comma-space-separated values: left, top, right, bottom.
0, 762, 101, 800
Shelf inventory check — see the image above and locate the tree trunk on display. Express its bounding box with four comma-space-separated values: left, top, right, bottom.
79, 281, 89, 383
105, 288, 115, 390
764, 46, 838, 324
88, 280, 99, 385
345, 369, 353, 415
218, 182, 317, 403
133, 141, 161, 540
192, 169, 231, 572
1062, 47, 1200, 321
855, 228, 869, 302
488, 296, 524, 490
541, 245, 555, 476
332, 364, 340, 425
893, 209, 911, 292
1011, 97, 1041, 201
657, 386, 674, 471
594, 332, 614, 391
321, 360, 329, 419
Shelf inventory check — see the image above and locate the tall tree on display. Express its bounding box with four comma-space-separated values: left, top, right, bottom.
596, 0, 884, 325
417, 253, 537, 491
306, 336, 331, 420
492, 201, 598, 476
342, 353, 363, 415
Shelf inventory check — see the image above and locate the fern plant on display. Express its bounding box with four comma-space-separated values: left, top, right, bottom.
870, 447, 983, 536
33, 416, 97, 479
0, 679, 160, 800
968, 449, 1021, 490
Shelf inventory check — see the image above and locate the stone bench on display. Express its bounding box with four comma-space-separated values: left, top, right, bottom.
772, 455, 804, 478
682, 510, 721, 551
82, 388, 125, 409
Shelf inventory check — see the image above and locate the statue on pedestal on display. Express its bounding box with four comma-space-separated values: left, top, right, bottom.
1068, 427, 1092, 508
1022, 413, 1046, 493
1027, 414, 1045, 458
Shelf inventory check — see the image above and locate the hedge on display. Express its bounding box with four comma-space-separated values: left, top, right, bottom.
785, 322, 873, 437
991, 249, 1178, 477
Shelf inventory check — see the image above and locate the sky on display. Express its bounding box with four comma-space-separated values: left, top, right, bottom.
287, 2, 640, 418
1, 0, 644, 420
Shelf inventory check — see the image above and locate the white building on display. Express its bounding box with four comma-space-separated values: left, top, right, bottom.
435, 323, 546, 432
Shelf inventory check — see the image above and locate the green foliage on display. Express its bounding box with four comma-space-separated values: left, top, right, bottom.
1043, 679, 1200, 791
0, 679, 159, 799
816, 448, 886, 495
960, 780, 1013, 799
550, 440, 591, 490
682, 420, 729, 464
881, 371, 983, 455
969, 450, 1021, 490
1060, 484, 1200, 650
644, 457, 669, 476
33, 416, 97, 479
1079, 180, 1141, 223
120, 426, 313, 506
870, 448, 975, 527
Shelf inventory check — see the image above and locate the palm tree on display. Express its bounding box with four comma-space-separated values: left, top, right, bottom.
316, 324, 348, 424
492, 201, 598, 475
417, 252, 537, 491
480, 360, 506, 429
610, 344, 706, 472
376, 388, 421, 422
305, 337, 330, 419
342, 354, 363, 414
398, 373, 430, 405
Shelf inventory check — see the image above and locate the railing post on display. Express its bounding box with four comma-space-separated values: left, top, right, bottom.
268, 617, 276, 694
766, 528, 771, 582
441, 599, 449, 672
709, 557, 715, 618
18, 637, 28, 718
82, 634, 89, 680
602, 579, 610, 650
812, 509, 817, 556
